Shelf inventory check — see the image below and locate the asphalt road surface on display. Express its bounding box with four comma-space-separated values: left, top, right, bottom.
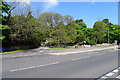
2, 49, 118, 78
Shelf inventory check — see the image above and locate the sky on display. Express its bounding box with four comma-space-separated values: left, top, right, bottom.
6, 0, 118, 28
31, 2, 118, 28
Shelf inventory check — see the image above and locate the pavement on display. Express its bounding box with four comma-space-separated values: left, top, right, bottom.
1, 46, 119, 78
1, 46, 118, 58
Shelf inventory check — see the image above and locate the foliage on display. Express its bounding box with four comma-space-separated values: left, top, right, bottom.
109, 24, 120, 43
75, 19, 87, 28
2, 1, 119, 50
0, 1, 11, 40
9, 12, 44, 47
93, 21, 107, 44
38, 12, 76, 46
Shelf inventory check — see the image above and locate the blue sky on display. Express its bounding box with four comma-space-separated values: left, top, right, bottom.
31, 2, 118, 28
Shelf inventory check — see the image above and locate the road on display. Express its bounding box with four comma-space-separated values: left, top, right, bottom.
2, 49, 118, 78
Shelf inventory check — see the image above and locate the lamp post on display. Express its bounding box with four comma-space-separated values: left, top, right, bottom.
108, 26, 109, 44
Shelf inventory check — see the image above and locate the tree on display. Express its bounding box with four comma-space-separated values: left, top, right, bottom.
102, 18, 109, 24
83, 28, 95, 45
93, 21, 107, 44
74, 19, 88, 43
39, 13, 77, 47
75, 19, 87, 28
108, 24, 120, 43
0, 1, 12, 48
50, 25, 69, 46
39, 12, 63, 27
75, 19, 83, 23
64, 15, 74, 25
9, 1, 31, 16
9, 11, 45, 49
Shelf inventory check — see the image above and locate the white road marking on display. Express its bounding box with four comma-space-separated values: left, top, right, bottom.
72, 58, 82, 61
116, 75, 120, 79
11, 56, 17, 57
10, 53, 46, 58
10, 69, 19, 72
101, 76, 107, 78
87, 53, 93, 54
112, 69, 119, 73
119, 67, 120, 69
105, 72, 114, 76
18, 66, 36, 71
97, 54, 102, 55
10, 62, 59, 72
83, 56, 90, 59
72, 56, 90, 61
100, 67, 120, 79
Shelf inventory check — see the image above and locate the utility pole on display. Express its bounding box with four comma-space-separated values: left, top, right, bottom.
108, 26, 109, 44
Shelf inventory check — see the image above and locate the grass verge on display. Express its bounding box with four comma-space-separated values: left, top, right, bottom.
95, 45, 112, 47
0, 50, 24, 54
49, 46, 75, 50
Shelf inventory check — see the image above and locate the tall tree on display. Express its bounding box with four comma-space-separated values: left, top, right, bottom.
93, 21, 107, 43
0, 1, 12, 48
9, 11, 45, 49
102, 18, 109, 24
109, 24, 120, 43
75, 19, 87, 28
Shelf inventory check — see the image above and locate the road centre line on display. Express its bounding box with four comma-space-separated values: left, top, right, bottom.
72, 58, 82, 61
72, 56, 90, 61
10, 62, 59, 72
83, 56, 90, 58
72, 52, 108, 61
10, 51, 117, 73
97, 54, 102, 55
10, 54, 96, 72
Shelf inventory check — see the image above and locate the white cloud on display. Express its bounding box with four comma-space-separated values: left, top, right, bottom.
43, 0, 59, 12
14, 0, 31, 4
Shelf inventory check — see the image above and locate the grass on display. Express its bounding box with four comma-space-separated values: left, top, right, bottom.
0, 50, 24, 54
95, 45, 112, 47
49, 46, 75, 50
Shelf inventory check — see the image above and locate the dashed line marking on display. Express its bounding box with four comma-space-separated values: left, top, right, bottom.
97, 54, 102, 55
72, 56, 90, 61
18, 66, 36, 71
10, 69, 19, 72
72, 58, 82, 61
83, 56, 90, 59
10, 62, 59, 72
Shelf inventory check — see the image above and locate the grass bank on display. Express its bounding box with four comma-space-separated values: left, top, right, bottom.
0, 50, 24, 54
49, 46, 75, 50
95, 45, 113, 47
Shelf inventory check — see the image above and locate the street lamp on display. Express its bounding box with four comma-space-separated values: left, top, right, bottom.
108, 26, 109, 44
